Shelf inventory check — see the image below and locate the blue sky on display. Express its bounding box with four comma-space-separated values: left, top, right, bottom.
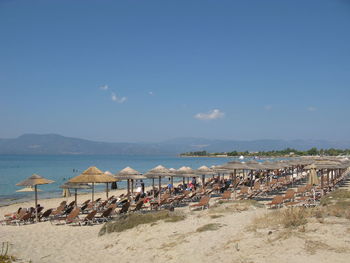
0, 0, 349, 142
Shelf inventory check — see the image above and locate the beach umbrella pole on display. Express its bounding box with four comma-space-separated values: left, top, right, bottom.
92, 182, 95, 202
106, 183, 109, 199
131, 179, 134, 197
250, 171, 253, 189
35, 185, 38, 222
233, 169, 237, 199
75, 189, 77, 207
127, 179, 130, 201
158, 176, 161, 204
152, 178, 155, 197
171, 176, 173, 192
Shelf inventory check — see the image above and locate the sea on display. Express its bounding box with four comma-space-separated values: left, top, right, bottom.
0, 154, 234, 206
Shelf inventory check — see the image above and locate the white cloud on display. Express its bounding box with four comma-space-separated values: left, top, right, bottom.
264, 105, 272, 111
307, 106, 317, 112
111, 92, 127, 103
194, 109, 224, 120
148, 91, 154, 96
99, 85, 109, 90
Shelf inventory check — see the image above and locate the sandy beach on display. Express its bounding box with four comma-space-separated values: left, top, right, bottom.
1, 180, 350, 263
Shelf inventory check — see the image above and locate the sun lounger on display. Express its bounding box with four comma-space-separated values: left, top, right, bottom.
51, 207, 80, 225
96, 207, 113, 223
218, 190, 232, 201
97, 200, 108, 212
78, 210, 97, 226
67, 201, 76, 207
119, 201, 130, 214
283, 189, 295, 202
107, 204, 117, 215
1, 208, 27, 225
267, 195, 284, 208
189, 196, 210, 210
12, 212, 33, 226
63, 206, 74, 215
132, 199, 145, 212
171, 194, 187, 206
237, 187, 254, 199
51, 205, 65, 218
81, 199, 90, 206
40, 209, 53, 221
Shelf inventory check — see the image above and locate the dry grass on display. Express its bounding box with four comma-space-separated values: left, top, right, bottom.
210, 199, 262, 214
320, 189, 350, 206
0, 243, 15, 263
0, 255, 16, 263
210, 214, 224, 219
282, 208, 308, 228
99, 211, 185, 236
250, 189, 350, 232
196, 223, 222, 232
304, 240, 332, 255
317, 189, 350, 219
159, 234, 189, 251
304, 239, 350, 255
250, 207, 309, 231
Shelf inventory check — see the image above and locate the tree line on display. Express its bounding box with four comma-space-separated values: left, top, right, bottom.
180, 148, 350, 157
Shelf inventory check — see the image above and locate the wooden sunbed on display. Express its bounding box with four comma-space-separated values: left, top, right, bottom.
189, 196, 210, 210
266, 195, 283, 208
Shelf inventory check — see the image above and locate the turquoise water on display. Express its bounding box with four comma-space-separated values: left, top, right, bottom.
0, 155, 233, 205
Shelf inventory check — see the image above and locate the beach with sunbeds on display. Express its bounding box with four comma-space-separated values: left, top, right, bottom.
1, 157, 350, 263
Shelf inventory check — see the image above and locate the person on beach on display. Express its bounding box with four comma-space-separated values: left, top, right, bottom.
167, 178, 173, 191
191, 177, 197, 190
136, 180, 143, 194
141, 180, 145, 193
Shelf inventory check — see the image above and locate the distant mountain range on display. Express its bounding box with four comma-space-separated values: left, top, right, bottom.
0, 134, 349, 155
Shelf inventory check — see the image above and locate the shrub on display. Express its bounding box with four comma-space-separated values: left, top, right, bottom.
0, 243, 16, 263
281, 208, 307, 228
99, 211, 185, 236
196, 223, 222, 232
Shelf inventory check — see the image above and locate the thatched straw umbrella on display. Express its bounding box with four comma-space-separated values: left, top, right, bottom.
16, 174, 54, 222
195, 166, 215, 189
59, 182, 91, 207
306, 164, 320, 186
216, 161, 251, 186
144, 165, 172, 203
305, 161, 345, 188
68, 166, 116, 202
176, 166, 198, 186
243, 160, 265, 188
104, 171, 118, 190
114, 167, 145, 201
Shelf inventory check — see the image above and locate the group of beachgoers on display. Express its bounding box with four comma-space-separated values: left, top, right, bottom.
2, 157, 350, 226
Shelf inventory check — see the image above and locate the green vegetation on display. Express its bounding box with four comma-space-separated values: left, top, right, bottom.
181, 147, 350, 157
99, 211, 185, 236
210, 214, 224, 219
210, 200, 263, 215
196, 223, 222, 232
0, 243, 16, 263
180, 151, 210, 156
250, 189, 350, 231
320, 189, 350, 206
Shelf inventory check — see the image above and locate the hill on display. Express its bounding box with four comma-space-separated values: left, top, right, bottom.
0, 134, 349, 155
